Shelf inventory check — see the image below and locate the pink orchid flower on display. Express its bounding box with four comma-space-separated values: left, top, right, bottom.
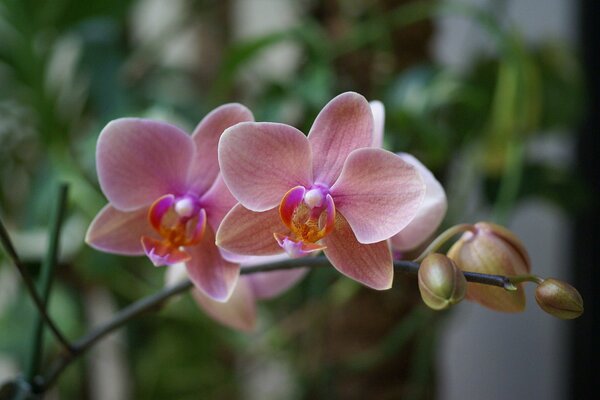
369, 101, 448, 254
216, 92, 426, 290
85, 104, 253, 301
166, 256, 307, 331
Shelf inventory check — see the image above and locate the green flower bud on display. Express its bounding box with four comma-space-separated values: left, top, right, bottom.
418, 253, 467, 310
535, 278, 584, 320
447, 222, 530, 312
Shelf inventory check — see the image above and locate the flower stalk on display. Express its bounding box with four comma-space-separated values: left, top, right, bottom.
30, 256, 522, 392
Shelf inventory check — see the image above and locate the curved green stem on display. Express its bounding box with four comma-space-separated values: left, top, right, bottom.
26, 184, 69, 381
413, 224, 475, 262
508, 274, 544, 285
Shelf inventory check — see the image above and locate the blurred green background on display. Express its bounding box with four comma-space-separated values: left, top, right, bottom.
0, 0, 587, 399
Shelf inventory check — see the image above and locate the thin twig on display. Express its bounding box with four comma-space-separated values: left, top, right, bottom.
0, 211, 74, 354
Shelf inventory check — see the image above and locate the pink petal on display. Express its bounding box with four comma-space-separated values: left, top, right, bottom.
322, 213, 393, 290
215, 204, 285, 256
308, 92, 373, 186
330, 148, 425, 244
97, 118, 194, 211
185, 225, 240, 302
85, 204, 153, 255
191, 278, 257, 332
219, 122, 313, 211
391, 153, 447, 251
187, 104, 254, 194
247, 268, 308, 300
370, 100, 385, 148
200, 174, 238, 232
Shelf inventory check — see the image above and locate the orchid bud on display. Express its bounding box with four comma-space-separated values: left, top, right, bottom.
447, 222, 530, 312
418, 254, 467, 310
535, 278, 583, 319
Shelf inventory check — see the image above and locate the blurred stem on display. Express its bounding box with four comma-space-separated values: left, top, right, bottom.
491, 140, 525, 224
26, 184, 69, 382
34, 257, 521, 392
334, 1, 510, 58
342, 306, 433, 371
0, 211, 73, 356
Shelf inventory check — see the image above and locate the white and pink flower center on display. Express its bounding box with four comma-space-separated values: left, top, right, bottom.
141, 194, 207, 266
275, 185, 335, 258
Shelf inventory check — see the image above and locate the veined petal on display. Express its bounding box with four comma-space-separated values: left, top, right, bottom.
97, 118, 194, 211
219, 122, 312, 211
391, 153, 447, 251
216, 204, 284, 256
248, 268, 308, 300
308, 92, 373, 186
330, 148, 425, 244
185, 225, 240, 302
322, 213, 393, 290
200, 174, 238, 232
85, 204, 153, 255
188, 104, 254, 194
370, 100, 385, 148
191, 278, 257, 332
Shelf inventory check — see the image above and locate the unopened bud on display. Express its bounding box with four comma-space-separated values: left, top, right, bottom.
535, 278, 583, 320
418, 254, 467, 310
447, 222, 530, 312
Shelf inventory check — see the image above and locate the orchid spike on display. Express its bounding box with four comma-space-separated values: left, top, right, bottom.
216, 92, 426, 290
85, 104, 254, 302
166, 255, 308, 331
368, 100, 448, 254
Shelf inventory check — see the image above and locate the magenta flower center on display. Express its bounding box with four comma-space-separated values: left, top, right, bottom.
274, 185, 335, 258
141, 194, 207, 266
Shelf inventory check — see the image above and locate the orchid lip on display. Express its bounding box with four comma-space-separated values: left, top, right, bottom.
276, 186, 336, 254
274, 233, 326, 258
142, 193, 207, 266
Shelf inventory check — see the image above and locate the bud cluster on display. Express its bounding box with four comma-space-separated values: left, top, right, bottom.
416, 222, 583, 319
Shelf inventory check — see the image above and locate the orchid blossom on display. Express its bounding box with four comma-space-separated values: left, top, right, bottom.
166, 256, 307, 331
369, 100, 447, 254
216, 92, 426, 290
85, 104, 253, 301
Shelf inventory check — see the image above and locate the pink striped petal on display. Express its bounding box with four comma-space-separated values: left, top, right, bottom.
185, 226, 240, 302
96, 119, 194, 211
85, 204, 153, 255
188, 104, 254, 194
219, 122, 312, 211
330, 148, 425, 244
308, 92, 373, 186
370, 100, 385, 148
215, 204, 285, 256
191, 278, 257, 331
200, 174, 238, 232
322, 213, 393, 290
391, 153, 447, 251
248, 268, 308, 300
241, 254, 308, 299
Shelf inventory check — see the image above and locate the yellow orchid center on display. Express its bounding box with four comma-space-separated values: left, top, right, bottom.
141, 194, 207, 266
275, 186, 335, 258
